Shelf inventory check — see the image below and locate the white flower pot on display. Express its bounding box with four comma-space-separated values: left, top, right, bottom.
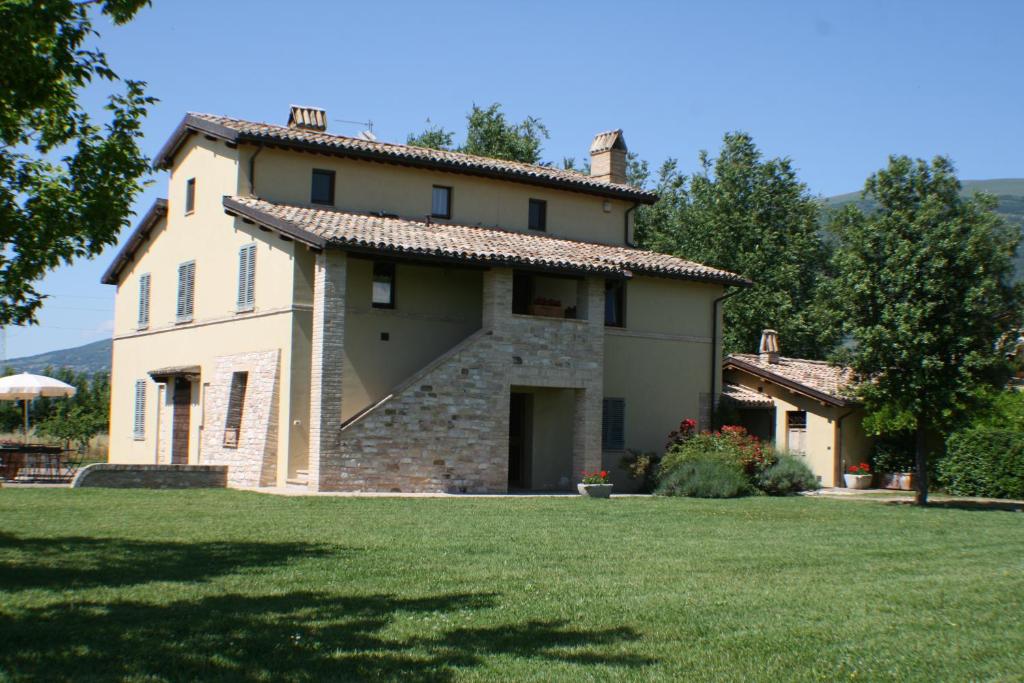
844, 473, 872, 490
577, 483, 613, 498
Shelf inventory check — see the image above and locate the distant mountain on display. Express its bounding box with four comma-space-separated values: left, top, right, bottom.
824, 179, 1024, 278
5, 338, 112, 375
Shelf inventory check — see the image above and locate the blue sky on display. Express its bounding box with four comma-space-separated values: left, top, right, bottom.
11, 0, 1023, 359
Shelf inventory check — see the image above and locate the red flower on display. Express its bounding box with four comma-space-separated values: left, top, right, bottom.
600, 470, 607, 478
848, 465, 859, 474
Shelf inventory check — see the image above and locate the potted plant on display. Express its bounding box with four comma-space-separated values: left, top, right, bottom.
843, 462, 873, 489
578, 470, 613, 498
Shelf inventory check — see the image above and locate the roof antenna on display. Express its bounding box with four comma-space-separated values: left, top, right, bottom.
335, 118, 375, 141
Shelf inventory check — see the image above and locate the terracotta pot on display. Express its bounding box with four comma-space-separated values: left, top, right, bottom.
899, 472, 915, 491
527, 304, 563, 318
879, 473, 901, 490
577, 483, 613, 498
843, 473, 872, 490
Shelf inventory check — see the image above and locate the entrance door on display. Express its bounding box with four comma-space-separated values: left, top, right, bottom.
786, 410, 807, 454
508, 393, 531, 488
171, 378, 191, 464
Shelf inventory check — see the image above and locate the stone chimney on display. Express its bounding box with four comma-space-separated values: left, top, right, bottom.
590, 130, 628, 185
288, 105, 327, 132
759, 329, 780, 364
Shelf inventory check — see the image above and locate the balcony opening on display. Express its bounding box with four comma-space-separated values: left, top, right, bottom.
511, 270, 584, 320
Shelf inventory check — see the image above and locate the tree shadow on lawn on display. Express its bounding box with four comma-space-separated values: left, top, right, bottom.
0, 532, 333, 590
883, 500, 1024, 513
0, 591, 653, 681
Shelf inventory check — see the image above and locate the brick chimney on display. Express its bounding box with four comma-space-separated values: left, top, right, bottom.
590, 130, 627, 185
759, 329, 780, 364
288, 105, 327, 132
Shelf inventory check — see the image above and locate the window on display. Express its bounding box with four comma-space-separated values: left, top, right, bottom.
311, 169, 335, 205
372, 262, 396, 308
528, 199, 547, 231
787, 410, 807, 454
176, 260, 195, 323
137, 273, 151, 329
236, 244, 256, 312
431, 185, 451, 218
602, 398, 625, 450
223, 371, 248, 448
133, 380, 146, 440
185, 178, 196, 214
604, 280, 625, 327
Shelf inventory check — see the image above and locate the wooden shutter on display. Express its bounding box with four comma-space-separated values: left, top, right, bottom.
133, 380, 146, 440
236, 244, 255, 311
177, 261, 195, 322
602, 398, 625, 450
137, 273, 151, 328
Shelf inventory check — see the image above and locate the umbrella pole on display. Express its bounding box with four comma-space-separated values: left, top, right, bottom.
23, 400, 28, 443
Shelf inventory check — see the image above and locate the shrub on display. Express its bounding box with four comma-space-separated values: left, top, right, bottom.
939, 428, 1024, 499
872, 434, 915, 473
660, 425, 770, 477
655, 455, 751, 498
620, 450, 660, 493
757, 454, 819, 495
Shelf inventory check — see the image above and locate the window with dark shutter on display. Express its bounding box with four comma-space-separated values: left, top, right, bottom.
223, 371, 248, 448
133, 380, 146, 440
528, 199, 547, 231
602, 398, 625, 451
431, 186, 451, 218
237, 244, 256, 312
185, 178, 196, 214
176, 260, 195, 323
372, 262, 396, 309
311, 169, 335, 205
137, 273, 151, 329
604, 280, 625, 327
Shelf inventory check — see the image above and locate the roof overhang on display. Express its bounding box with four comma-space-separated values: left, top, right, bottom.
155, 114, 658, 204
149, 365, 201, 382
723, 356, 857, 408
100, 198, 168, 285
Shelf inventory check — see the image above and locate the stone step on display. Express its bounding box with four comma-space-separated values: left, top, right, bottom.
285, 477, 308, 489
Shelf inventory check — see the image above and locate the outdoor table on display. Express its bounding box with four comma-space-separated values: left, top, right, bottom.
0, 443, 67, 482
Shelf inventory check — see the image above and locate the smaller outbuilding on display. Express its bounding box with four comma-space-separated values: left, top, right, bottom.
722, 330, 872, 487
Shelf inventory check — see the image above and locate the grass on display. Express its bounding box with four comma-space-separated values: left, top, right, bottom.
0, 490, 1022, 681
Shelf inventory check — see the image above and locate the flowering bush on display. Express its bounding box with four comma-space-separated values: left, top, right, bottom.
657, 423, 773, 498
580, 469, 610, 485
847, 462, 871, 476
665, 418, 698, 451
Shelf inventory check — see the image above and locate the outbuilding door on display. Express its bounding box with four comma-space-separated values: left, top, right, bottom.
786, 410, 807, 454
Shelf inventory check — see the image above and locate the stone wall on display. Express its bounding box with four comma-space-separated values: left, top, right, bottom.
72, 464, 227, 489
200, 349, 281, 487
308, 251, 346, 490
319, 267, 605, 493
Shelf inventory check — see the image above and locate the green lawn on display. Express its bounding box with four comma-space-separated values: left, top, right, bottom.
1, 490, 1022, 681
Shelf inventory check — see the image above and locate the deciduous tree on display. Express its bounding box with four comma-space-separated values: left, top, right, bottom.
407, 103, 548, 164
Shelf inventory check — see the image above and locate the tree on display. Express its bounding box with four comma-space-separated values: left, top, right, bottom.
407, 103, 549, 164
0, 0, 155, 325
633, 133, 838, 358
828, 156, 1021, 504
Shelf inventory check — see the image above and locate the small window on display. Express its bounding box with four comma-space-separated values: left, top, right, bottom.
137, 273, 151, 329
185, 178, 196, 214
602, 398, 625, 451
372, 262, 396, 309
528, 199, 547, 231
604, 280, 625, 327
133, 380, 146, 440
236, 244, 256, 312
311, 169, 335, 205
176, 260, 195, 323
787, 411, 807, 430
223, 371, 248, 448
431, 185, 451, 218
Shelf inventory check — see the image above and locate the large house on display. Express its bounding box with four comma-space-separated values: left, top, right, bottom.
103, 106, 747, 492
722, 330, 872, 487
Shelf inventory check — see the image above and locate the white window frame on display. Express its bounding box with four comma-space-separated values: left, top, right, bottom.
236, 244, 256, 312
137, 273, 151, 330
176, 260, 195, 323
133, 380, 146, 440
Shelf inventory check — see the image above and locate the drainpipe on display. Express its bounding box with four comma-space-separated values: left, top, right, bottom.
248, 144, 264, 196
709, 287, 742, 424
624, 202, 639, 246
835, 407, 856, 485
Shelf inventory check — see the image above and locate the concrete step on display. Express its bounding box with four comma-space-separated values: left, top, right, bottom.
286, 469, 309, 489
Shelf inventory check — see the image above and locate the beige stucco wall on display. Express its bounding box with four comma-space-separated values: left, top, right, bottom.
602, 277, 724, 487
341, 259, 482, 420
248, 147, 633, 245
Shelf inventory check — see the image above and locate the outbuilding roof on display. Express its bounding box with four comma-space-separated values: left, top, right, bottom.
724, 353, 859, 407
153, 113, 658, 203
221, 196, 750, 285
721, 382, 775, 408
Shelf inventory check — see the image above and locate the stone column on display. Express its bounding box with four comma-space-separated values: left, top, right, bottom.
572, 275, 606, 478
481, 267, 514, 331
307, 250, 346, 491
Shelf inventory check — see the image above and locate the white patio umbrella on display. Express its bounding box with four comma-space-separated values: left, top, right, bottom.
0, 373, 76, 441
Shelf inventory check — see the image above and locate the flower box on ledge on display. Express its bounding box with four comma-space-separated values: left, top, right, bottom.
527, 304, 563, 318
579, 469, 612, 498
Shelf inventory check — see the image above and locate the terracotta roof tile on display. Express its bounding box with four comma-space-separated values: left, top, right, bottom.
725, 353, 858, 404
223, 196, 749, 285
156, 113, 657, 203
721, 382, 775, 408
